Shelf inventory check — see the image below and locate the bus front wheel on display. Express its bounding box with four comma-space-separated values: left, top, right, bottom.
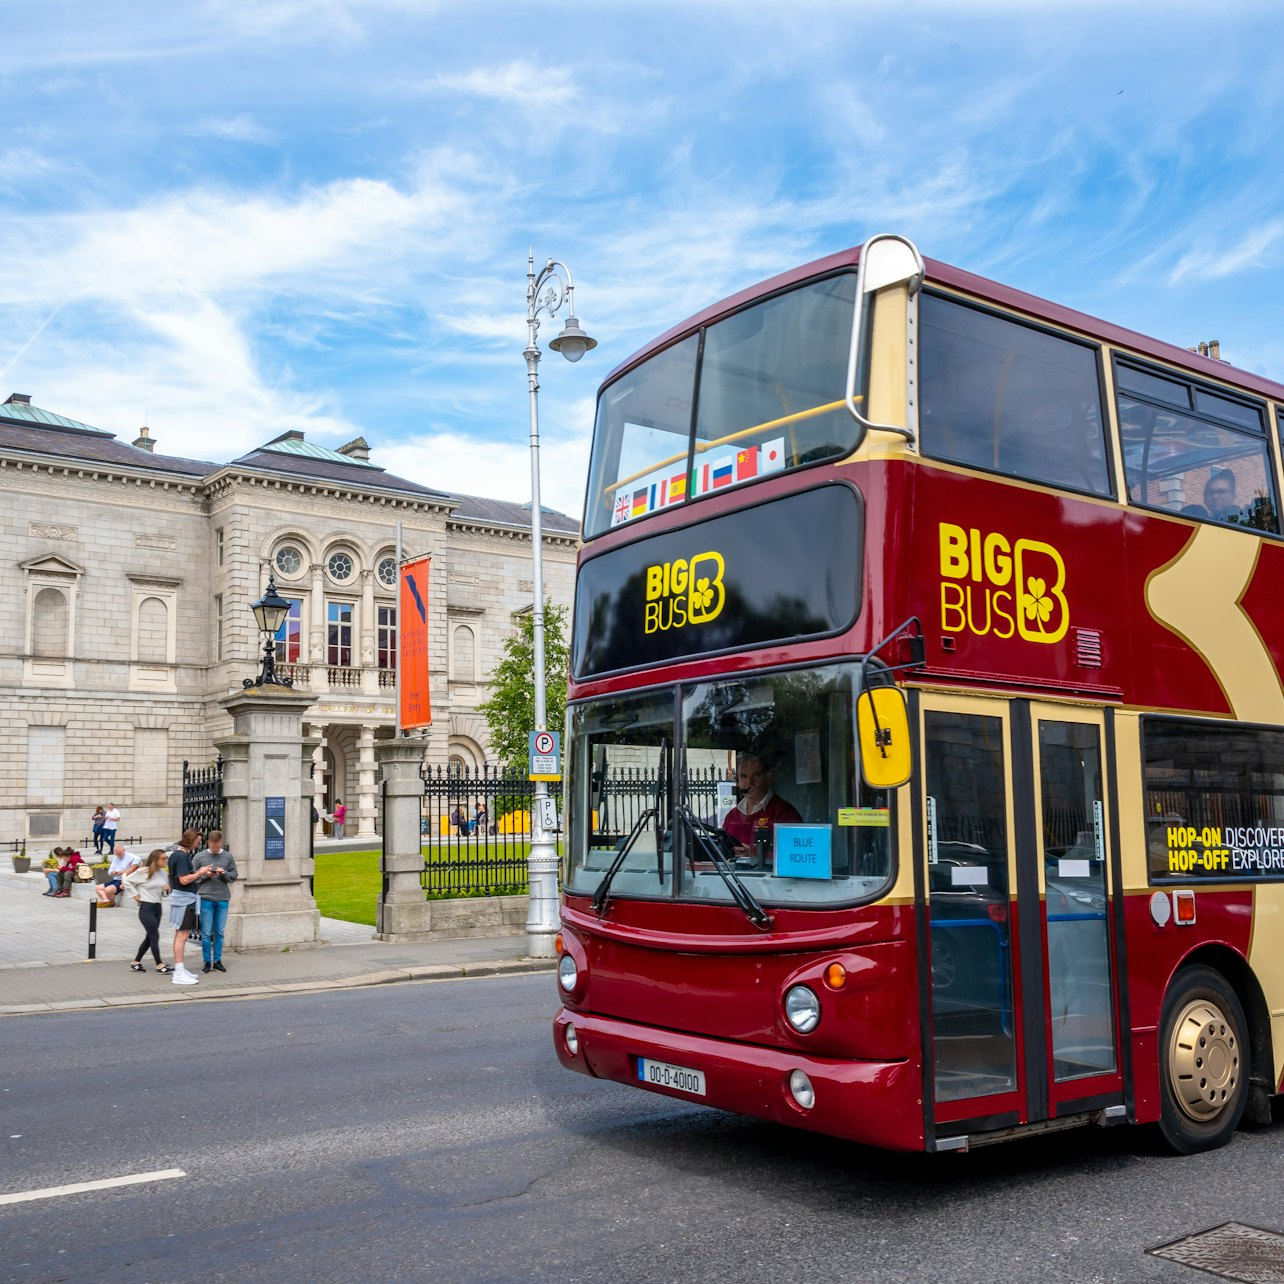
1157, 965, 1248, 1155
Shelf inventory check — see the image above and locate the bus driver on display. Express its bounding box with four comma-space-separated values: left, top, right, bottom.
722, 753, 801, 864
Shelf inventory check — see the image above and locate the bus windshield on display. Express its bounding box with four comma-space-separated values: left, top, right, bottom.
565, 662, 894, 907
583, 273, 859, 539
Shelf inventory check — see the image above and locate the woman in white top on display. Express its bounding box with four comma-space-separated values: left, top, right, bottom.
125, 849, 171, 973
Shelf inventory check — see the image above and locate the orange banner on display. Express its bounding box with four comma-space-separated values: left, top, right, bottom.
399, 555, 431, 731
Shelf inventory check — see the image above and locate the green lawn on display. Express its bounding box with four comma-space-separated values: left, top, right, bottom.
313, 843, 558, 925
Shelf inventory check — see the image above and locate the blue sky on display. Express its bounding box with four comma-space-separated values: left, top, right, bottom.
3, 0, 1283, 517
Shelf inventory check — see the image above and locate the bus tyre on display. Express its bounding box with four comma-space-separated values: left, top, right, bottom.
1157, 966, 1248, 1155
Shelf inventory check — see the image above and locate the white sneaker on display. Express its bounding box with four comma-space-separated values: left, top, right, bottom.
172, 971, 198, 985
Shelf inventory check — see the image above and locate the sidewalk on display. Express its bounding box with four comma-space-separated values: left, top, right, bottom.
0, 867, 554, 1017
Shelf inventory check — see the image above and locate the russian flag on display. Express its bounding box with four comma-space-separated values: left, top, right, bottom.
711, 457, 734, 489
735, 446, 759, 481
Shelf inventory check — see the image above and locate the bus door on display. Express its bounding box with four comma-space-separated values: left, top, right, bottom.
917, 694, 1122, 1140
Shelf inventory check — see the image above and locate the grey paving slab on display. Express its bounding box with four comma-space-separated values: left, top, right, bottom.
0, 863, 554, 1014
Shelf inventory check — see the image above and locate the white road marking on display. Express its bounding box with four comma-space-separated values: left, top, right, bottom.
0, 1168, 184, 1207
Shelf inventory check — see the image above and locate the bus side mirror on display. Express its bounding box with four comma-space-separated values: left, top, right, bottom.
857, 687, 912, 790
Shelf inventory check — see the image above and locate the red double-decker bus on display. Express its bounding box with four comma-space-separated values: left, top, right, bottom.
553, 234, 1284, 1154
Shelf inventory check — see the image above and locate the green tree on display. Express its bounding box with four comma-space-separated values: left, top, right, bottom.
478, 601, 570, 773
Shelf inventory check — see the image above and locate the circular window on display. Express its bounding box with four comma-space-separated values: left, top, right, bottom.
377, 557, 397, 588
275, 545, 303, 576
327, 551, 354, 582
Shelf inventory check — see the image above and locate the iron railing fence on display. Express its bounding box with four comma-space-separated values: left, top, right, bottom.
416, 763, 727, 898
182, 759, 224, 840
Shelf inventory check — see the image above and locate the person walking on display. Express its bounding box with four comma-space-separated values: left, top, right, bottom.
166, 830, 213, 986
101, 802, 121, 853
124, 849, 171, 973
90, 805, 107, 856
194, 830, 237, 973
332, 799, 347, 838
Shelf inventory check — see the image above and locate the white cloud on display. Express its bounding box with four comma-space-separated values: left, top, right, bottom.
423, 60, 579, 110
1168, 219, 1284, 285
194, 114, 276, 144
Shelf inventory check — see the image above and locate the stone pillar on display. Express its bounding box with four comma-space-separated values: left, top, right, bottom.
376, 738, 430, 940
356, 724, 377, 838
217, 686, 321, 952
310, 722, 326, 835
359, 569, 378, 695
308, 562, 326, 686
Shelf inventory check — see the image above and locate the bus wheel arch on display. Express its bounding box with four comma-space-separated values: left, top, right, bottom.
1156, 956, 1258, 1154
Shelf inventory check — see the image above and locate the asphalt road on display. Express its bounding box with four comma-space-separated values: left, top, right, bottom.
4, 976, 1284, 1283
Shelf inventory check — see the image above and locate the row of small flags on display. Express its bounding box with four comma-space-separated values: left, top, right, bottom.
611, 438, 786, 527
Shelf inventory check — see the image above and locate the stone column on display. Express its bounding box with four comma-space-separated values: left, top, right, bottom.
310, 722, 326, 835
359, 569, 378, 695
356, 724, 377, 838
217, 686, 321, 952
308, 563, 326, 687
375, 738, 430, 940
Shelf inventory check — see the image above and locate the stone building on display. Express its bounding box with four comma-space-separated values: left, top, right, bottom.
0, 393, 579, 846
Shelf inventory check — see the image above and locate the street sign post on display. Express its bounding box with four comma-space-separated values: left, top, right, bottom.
529, 730, 561, 781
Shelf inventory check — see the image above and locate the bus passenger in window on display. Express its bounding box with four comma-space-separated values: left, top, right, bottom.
722, 753, 801, 864
1204, 469, 1241, 523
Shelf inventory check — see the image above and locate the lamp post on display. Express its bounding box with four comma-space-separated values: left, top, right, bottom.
525, 251, 596, 957
243, 574, 295, 689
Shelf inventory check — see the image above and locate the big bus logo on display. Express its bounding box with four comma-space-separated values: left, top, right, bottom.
938, 523, 1069, 644
644, 551, 726, 634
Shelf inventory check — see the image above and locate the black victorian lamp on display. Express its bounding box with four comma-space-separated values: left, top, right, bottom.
244, 574, 294, 689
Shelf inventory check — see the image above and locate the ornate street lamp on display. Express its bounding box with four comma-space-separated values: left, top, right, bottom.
243, 573, 295, 689
525, 252, 596, 957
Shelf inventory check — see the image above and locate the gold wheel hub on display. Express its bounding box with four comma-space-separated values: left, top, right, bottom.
1168, 998, 1240, 1122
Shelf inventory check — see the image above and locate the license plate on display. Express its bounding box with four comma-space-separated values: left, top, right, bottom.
637, 1057, 706, 1096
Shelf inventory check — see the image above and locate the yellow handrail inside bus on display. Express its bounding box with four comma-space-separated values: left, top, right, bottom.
603, 396, 857, 495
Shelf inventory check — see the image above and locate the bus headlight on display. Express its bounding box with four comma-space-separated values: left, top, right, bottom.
785, 985, 821, 1033
558, 953, 579, 993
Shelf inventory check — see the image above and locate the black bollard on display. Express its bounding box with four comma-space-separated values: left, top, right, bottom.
87, 899, 97, 961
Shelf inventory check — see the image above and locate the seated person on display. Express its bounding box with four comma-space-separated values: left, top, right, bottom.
50, 847, 85, 897
722, 753, 802, 863
97, 845, 138, 907
1204, 469, 1241, 523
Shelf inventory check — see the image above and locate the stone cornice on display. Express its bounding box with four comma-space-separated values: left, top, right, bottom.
201, 465, 457, 516
445, 516, 580, 549
0, 452, 205, 497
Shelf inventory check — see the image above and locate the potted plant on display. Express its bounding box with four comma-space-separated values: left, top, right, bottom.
11, 843, 30, 874
91, 860, 110, 885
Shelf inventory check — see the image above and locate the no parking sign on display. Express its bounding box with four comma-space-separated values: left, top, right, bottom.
529, 730, 561, 781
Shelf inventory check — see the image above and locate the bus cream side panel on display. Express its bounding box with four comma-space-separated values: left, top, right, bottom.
866, 285, 910, 430
1145, 525, 1284, 1080
887, 780, 916, 904
1112, 714, 1149, 892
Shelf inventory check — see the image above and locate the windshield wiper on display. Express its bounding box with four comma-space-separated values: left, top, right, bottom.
676, 805, 773, 930
591, 804, 657, 916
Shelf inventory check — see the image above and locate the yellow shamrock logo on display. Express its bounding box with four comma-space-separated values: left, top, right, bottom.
1024, 576, 1054, 631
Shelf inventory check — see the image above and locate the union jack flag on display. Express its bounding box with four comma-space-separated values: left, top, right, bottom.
612, 492, 632, 525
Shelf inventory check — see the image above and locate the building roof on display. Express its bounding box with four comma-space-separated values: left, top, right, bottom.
229, 446, 449, 499
0, 396, 215, 478
260, 429, 379, 469
447, 493, 580, 535
0, 394, 581, 533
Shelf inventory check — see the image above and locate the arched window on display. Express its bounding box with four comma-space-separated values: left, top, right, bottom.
32, 587, 68, 658
138, 597, 169, 663
452, 625, 476, 681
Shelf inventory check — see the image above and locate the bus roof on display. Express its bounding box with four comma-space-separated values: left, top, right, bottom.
603, 243, 1284, 405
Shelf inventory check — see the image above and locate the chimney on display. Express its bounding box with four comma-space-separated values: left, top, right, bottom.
337, 435, 371, 462
5, 393, 32, 405
133, 425, 156, 453
1209, 339, 1222, 361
